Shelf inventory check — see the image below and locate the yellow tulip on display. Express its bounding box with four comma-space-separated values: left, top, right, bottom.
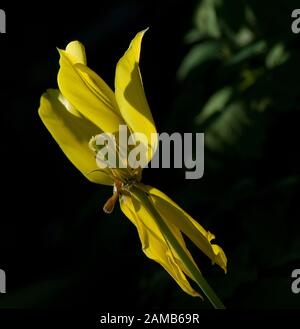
38, 29, 227, 308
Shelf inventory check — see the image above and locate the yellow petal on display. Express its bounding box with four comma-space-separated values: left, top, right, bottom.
38, 89, 113, 186
115, 29, 157, 162
144, 185, 227, 272
120, 193, 201, 297
57, 47, 123, 133
65, 41, 87, 64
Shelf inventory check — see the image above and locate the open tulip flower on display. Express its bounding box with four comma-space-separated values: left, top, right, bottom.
38, 29, 227, 308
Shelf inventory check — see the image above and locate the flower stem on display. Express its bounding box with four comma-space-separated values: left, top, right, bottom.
131, 186, 225, 309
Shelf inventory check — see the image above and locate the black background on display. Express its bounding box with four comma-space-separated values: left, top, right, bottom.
0, 0, 300, 311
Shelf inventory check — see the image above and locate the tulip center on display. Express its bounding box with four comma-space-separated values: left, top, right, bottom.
89, 133, 143, 213
102, 178, 138, 214
89, 134, 143, 184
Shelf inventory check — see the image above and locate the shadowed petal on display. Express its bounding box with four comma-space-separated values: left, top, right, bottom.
120, 193, 202, 297
38, 89, 113, 186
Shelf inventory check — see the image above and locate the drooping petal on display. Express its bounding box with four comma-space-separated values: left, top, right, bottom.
120, 193, 202, 297
38, 89, 113, 186
115, 29, 157, 163
143, 185, 227, 272
57, 44, 123, 133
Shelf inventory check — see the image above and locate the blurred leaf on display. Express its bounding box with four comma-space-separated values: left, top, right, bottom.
177, 41, 222, 80
194, 0, 221, 39
173, 0, 300, 310
234, 27, 254, 47
202, 101, 265, 158
239, 68, 265, 91
265, 43, 290, 69
195, 86, 233, 125
226, 40, 267, 66
203, 101, 247, 152
184, 28, 203, 44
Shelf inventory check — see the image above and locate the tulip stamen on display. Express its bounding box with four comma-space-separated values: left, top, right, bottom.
103, 179, 123, 214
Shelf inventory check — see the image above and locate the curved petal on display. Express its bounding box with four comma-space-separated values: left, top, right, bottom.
57, 46, 123, 133
115, 29, 157, 163
143, 185, 227, 272
65, 40, 87, 64
120, 193, 201, 297
38, 89, 113, 186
